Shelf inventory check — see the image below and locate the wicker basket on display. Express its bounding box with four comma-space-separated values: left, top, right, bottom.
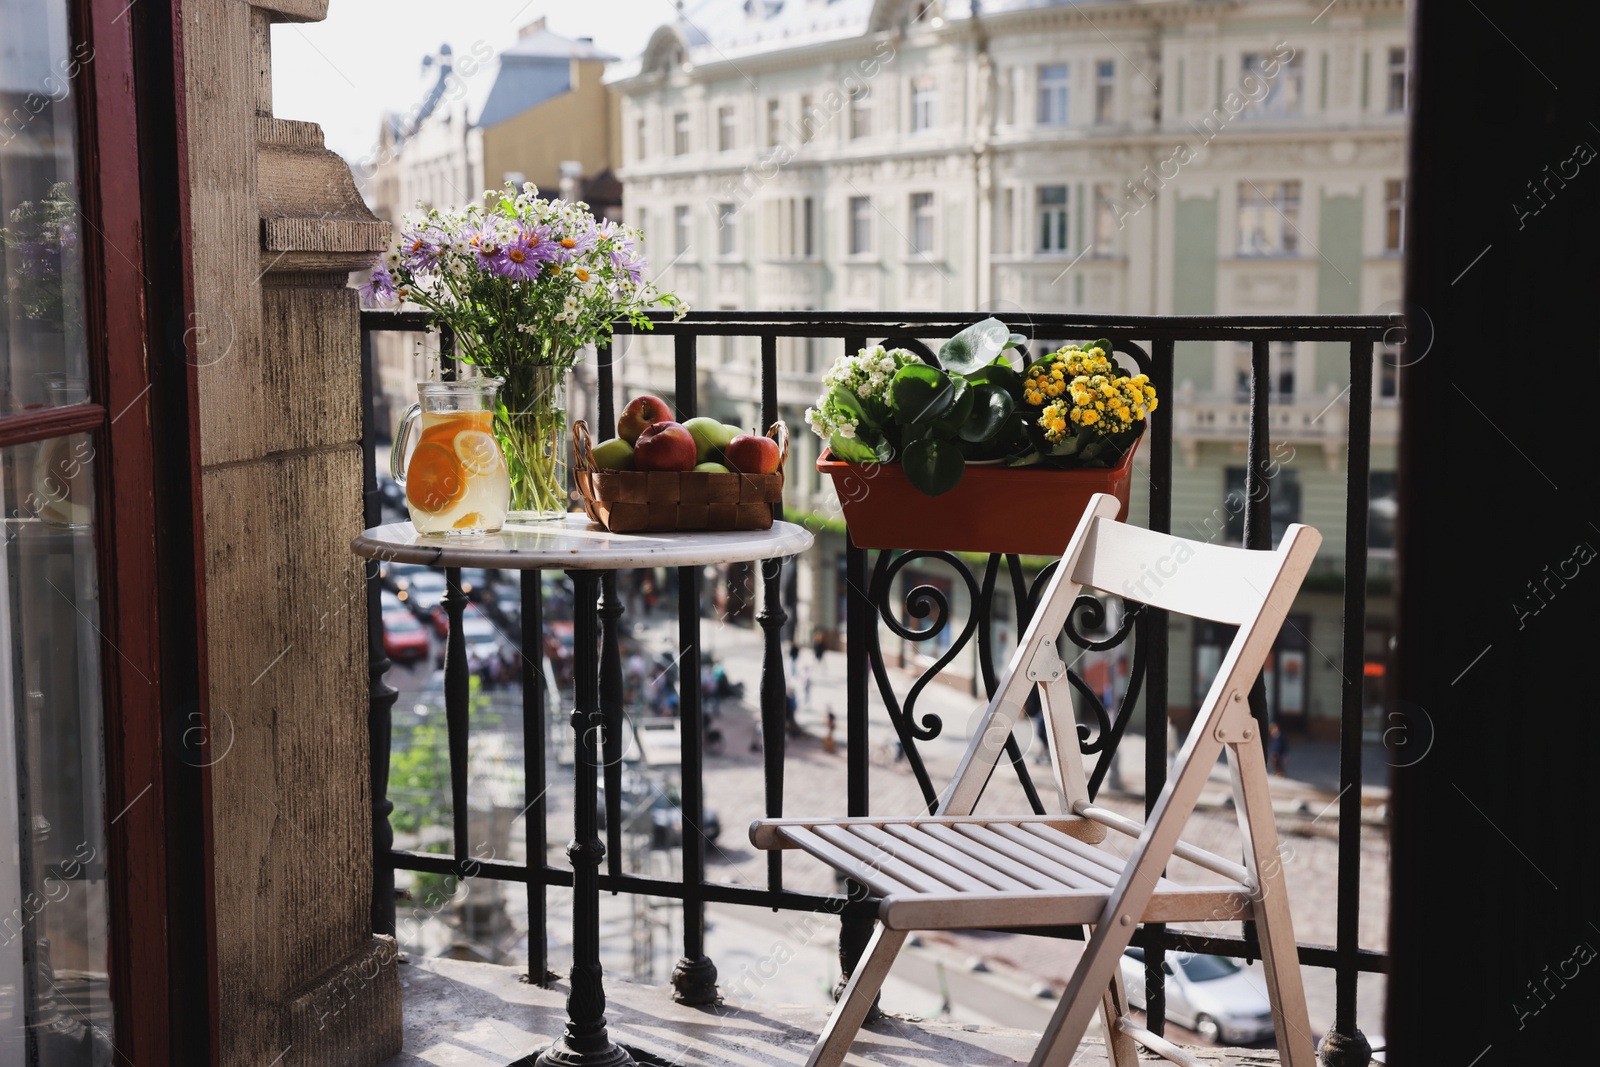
572, 420, 787, 533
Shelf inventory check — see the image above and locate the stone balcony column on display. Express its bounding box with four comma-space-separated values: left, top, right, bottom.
183, 0, 399, 1063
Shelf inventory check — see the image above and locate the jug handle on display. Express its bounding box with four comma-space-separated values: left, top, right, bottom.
391, 403, 421, 486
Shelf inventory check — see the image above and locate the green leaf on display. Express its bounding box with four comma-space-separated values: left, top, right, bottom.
1005, 332, 1028, 350
890, 364, 954, 425
938, 317, 1012, 375
930, 376, 974, 434
902, 437, 966, 497
1090, 337, 1113, 357
957, 384, 1016, 443
828, 431, 877, 465
828, 384, 882, 429
964, 362, 1023, 396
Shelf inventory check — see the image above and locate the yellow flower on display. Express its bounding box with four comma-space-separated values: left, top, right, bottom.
1081, 409, 1099, 425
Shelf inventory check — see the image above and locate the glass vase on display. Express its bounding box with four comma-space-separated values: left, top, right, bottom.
496, 363, 570, 522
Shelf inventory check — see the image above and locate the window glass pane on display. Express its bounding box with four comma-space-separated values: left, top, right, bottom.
1, 431, 112, 1065
1369, 471, 1398, 550
1, 6, 90, 412
1224, 466, 1302, 545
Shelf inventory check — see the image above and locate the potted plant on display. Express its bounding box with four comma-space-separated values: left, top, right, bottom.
808, 318, 1158, 555
362, 182, 685, 521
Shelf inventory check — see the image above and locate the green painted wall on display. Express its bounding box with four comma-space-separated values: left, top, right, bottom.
1317, 192, 1365, 391
1173, 192, 1219, 390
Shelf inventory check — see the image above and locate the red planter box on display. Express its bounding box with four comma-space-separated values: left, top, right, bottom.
817, 432, 1141, 556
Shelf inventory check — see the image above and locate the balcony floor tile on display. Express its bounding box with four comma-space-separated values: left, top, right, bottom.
382, 955, 1278, 1067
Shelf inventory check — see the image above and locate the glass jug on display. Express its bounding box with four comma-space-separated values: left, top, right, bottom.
391, 379, 510, 536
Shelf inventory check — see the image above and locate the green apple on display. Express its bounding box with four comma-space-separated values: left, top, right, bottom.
682, 417, 741, 463
591, 437, 635, 470
692, 461, 732, 474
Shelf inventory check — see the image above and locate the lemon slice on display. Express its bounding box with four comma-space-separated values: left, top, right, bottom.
453, 512, 484, 530
454, 430, 502, 476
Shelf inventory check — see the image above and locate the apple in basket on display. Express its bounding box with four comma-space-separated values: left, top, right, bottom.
618, 395, 673, 444
633, 421, 699, 472
725, 433, 781, 475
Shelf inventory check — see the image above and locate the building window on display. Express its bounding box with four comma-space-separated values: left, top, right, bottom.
1377, 343, 1401, 400
718, 105, 736, 152
911, 77, 937, 132
674, 204, 691, 256
1232, 341, 1297, 402
1384, 179, 1405, 254
1037, 63, 1069, 125
1369, 471, 1398, 550
1237, 180, 1301, 256
1036, 185, 1070, 253
995, 187, 1015, 254
849, 196, 873, 255
799, 93, 816, 143
1092, 183, 1119, 254
1224, 466, 1302, 546
1094, 61, 1115, 124
635, 116, 648, 160
766, 98, 782, 146
1242, 51, 1304, 118
910, 192, 936, 254
673, 111, 690, 156
763, 196, 815, 259
1386, 47, 1408, 113
849, 86, 871, 139
716, 202, 738, 256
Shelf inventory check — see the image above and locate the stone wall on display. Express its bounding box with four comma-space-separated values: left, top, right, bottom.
182, 0, 400, 1062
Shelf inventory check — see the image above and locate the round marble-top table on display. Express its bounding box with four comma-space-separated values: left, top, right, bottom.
352, 513, 813, 571
352, 514, 812, 1067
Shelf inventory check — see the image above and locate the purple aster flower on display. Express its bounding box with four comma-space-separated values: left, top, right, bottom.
551, 219, 599, 264
465, 220, 509, 272
598, 223, 645, 282
359, 265, 400, 309
497, 226, 557, 281
399, 224, 445, 272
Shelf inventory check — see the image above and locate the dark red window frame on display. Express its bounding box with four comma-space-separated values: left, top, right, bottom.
0, 0, 217, 1061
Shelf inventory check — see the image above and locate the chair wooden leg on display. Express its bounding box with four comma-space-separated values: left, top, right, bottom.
1028, 925, 1132, 1067
1098, 964, 1140, 1067
1228, 744, 1318, 1067
805, 926, 908, 1067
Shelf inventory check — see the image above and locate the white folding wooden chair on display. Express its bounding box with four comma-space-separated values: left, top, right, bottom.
752, 493, 1321, 1067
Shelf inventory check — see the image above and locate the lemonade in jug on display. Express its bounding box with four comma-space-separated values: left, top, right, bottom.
391, 379, 510, 535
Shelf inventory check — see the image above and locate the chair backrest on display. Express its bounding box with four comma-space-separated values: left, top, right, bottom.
938, 493, 1321, 818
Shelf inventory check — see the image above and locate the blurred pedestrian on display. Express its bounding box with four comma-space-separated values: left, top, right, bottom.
823, 707, 838, 755
812, 628, 826, 674
1268, 721, 1289, 777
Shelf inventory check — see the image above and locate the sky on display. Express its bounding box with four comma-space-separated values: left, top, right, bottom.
270, 0, 681, 164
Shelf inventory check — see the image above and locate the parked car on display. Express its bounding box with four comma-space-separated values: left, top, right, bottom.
381, 609, 429, 665
1119, 948, 1275, 1045
457, 567, 489, 598
379, 589, 403, 615
432, 604, 507, 666
597, 775, 721, 850
401, 570, 448, 617
379, 561, 429, 594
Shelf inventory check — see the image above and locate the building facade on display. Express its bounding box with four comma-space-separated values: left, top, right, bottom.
605, 0, 1407, 739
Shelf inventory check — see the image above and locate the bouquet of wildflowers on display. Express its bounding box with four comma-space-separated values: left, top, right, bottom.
362, 182, 685, 517
362, 181, 684, 370
806, 319, 1156, 496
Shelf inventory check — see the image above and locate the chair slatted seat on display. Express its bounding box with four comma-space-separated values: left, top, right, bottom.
752, 493, 1322, 1067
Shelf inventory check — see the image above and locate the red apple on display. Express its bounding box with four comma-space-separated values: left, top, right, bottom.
633, 421, 699, 471
724, 433, 781, 475
618, 395, 673, 443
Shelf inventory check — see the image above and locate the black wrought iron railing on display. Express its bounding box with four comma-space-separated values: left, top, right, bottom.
359, 309, 1394, 1053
